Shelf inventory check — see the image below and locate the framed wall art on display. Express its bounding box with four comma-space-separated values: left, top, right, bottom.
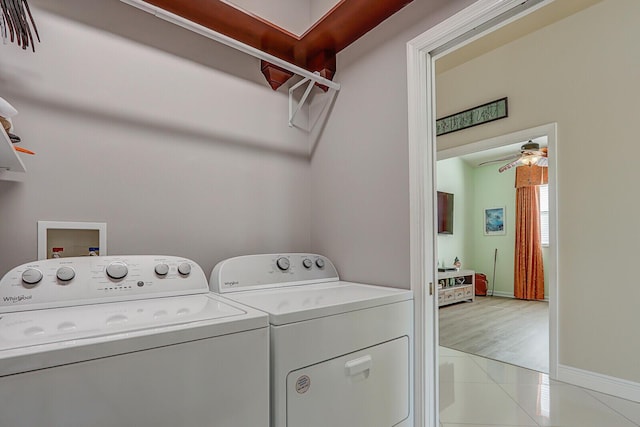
483, 207, 506, 236
436, 97, 508, 136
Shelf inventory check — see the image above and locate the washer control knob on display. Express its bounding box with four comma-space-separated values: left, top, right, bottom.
276, 257, 290, 271
56, 266, 76, 282
22, 268, 43, 286
155, 263, 170, 276
106, 262, 128, 280
177, 262, 191, 276
315, 258, 325, 269
302, 258, 313, 269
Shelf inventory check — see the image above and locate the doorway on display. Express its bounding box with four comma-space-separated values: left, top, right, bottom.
435, 127, 556, 374
406, 3, 562, 426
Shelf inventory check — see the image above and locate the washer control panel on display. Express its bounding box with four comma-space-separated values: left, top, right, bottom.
210, 253, 339, 293
0, 255, 208, 313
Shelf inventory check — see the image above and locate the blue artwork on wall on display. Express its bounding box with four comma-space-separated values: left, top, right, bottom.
484, 207, 506, 235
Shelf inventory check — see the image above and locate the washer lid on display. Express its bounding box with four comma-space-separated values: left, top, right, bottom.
226, 281, 412, 326
0, 293, 268, 377
0, 294, 259, 352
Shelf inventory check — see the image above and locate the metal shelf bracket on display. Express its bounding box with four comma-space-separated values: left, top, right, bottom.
288, 76, 317, 128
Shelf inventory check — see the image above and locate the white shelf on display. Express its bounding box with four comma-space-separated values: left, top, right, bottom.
438, 269, 474, 279
0, 127, 26, 173
438, 269, 475, 307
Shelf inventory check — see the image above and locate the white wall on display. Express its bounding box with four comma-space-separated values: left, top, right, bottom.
309, 0, 475, 288
310, 0, 341, 24
0, 0, 477, 287
226, 0, 312, 36
0, 9, 311, 276
436, 0, 640, 383
191, 0, 342, 36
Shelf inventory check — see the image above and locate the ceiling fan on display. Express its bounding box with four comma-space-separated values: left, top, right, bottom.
480, 141, 548, 173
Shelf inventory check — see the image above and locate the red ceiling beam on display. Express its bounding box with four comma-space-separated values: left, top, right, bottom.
143, 0, 413, 89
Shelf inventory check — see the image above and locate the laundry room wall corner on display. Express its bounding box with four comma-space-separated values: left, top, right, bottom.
309, 0, 474, 289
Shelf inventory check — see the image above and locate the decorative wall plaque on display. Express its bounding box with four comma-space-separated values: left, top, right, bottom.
436, 97, 508, 136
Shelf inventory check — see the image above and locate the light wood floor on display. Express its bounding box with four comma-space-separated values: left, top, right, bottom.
439, 296, 549, 373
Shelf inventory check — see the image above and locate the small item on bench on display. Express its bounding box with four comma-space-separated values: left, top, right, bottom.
453, 257, 461, 270
15, 146, 35, 155
0, 116, 11, 132
9, 132, 21, 143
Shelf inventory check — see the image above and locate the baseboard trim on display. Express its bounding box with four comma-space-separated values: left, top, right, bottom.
485, 291, 549, 301
557, 364, 640, 402
487, 290, 513, 298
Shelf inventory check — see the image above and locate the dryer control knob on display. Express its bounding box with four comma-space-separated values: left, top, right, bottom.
106, 262, 128, 280
177, 262, 191, 276
56, 266, 76, 282
315, 258, 325, 269
302, 258, 313, 269
155, 263, 170, 276
22, 268, 43, 285
276, 257, 290, 271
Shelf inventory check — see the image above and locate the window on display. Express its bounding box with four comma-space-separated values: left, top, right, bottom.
539, 184, 549, 246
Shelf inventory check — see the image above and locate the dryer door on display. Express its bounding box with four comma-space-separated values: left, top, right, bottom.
286, 336, 409, 427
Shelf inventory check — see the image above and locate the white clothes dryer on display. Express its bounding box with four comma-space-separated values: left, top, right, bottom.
210, 253, 413, 427
0, 255, 269, 427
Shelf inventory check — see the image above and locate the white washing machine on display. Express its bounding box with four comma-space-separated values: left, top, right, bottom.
210, 253, 413, 427
0, 255, 269, 427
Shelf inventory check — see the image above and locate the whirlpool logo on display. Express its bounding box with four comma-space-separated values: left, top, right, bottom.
224, 281, 239, 287
3, 295, 33, 304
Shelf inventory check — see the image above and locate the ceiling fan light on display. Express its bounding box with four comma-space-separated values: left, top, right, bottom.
521, 156, 533, 166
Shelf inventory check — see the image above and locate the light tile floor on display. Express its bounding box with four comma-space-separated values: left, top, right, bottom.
439, 346, 640, 427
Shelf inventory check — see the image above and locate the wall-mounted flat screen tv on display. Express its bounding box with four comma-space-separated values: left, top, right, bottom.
437, 191, 454, 234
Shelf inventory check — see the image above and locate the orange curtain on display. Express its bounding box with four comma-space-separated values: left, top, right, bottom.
513, 185, 545, 300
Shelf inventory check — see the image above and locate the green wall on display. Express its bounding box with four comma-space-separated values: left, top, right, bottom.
471, 164, 516, 296
438, 160, 548, 298
436, 158, 474, 270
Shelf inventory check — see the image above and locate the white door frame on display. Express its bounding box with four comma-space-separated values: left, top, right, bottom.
406, 1, 557, 426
